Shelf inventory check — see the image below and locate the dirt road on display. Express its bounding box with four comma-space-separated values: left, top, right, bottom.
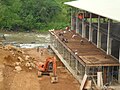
10, 71, 40, 90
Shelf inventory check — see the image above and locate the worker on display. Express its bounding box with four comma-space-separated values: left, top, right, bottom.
63, 30, 66, 34
58, 32, 64, 36
64, 38, 68, 43
72, 34, 77, 39
65, 26, 70, 31
80, 39, 84, 45
40, 49, 43, 56
37, 46, 39, 52
62, 38, 68, 43
78, 13, 83, 19
47, 45, 50, 49
3, 34, 6, 40
75, 50, 78, 55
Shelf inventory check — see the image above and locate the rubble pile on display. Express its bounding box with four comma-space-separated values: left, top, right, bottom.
3, 44, 36, 72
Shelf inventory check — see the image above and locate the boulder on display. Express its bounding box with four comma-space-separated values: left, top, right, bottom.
18, 56, 24, 62
25, 55, 30, 61
25, 62, 31, 67
15, 62, 21, 66
15, 66, 22, 72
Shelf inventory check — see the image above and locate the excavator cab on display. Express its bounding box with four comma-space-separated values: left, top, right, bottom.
48, 62, 53, 72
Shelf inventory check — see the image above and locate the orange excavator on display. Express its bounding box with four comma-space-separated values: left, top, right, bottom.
36, 57, 58, 83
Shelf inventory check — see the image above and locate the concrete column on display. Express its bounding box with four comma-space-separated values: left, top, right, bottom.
75, 60, 78, 74
76, 13, 79, 33
84, 67, 86, 74
107, 19, 112, 55
71, 8, 74, 30
97, 16, 101, 48
82, 13, 86, 38
119, 47, 120, 63
89, 13, 92, 41
119, 47, 120, 83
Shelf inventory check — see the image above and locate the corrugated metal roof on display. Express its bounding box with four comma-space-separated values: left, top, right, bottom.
64, 0, 120, 22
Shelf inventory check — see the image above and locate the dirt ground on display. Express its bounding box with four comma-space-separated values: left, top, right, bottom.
0, 45, 80, 90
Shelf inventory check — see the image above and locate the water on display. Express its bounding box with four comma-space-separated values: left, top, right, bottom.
2, 32, 50, 48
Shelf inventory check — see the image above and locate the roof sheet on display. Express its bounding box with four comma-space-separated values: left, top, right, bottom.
64, 0, 120, 22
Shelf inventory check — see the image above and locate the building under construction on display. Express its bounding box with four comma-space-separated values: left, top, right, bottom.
49, 0, 120, 89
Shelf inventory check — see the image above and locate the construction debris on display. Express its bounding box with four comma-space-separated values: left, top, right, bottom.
3, 45, 36, 72
4, 44, 24, 53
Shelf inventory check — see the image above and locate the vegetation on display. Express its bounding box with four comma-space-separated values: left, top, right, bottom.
0, 0, 71, 32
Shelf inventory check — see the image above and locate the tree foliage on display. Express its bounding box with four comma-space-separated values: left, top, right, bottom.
0, 0, 71, 31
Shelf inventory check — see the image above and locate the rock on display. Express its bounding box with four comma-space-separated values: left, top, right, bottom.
25, 55, 30, 61
18, 50, 25, 54
4, 44, 17, 51
30, 62, 35, 68
29, 67, 32, 70
18, 56, 24, 62
15, 66, 22, 72
25, 62, 31, 67
15, 62, 21, 66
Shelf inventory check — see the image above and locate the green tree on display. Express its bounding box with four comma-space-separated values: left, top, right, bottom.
0, 0, 71, 31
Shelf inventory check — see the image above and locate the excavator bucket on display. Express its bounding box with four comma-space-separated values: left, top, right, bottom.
51, 76, 58, 83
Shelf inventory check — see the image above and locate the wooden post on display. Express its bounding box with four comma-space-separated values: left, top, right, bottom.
80, 74, 88, 90
97, 72, 103, 88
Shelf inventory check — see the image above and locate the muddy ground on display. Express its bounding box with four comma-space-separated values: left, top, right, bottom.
0, 45, 80, 90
